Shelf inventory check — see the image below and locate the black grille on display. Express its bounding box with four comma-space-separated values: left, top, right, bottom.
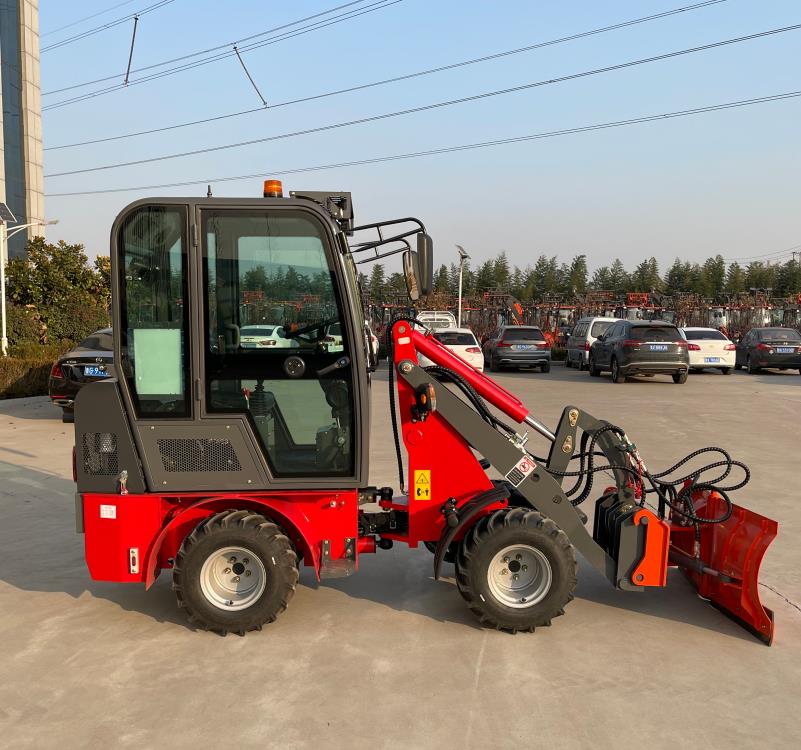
82, 432, 119, 476
157, 438, 242, 473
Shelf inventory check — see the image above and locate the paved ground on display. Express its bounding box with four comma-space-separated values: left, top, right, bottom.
1, 365, 799, 749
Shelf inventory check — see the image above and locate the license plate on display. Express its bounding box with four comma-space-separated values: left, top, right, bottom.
84, 366, 109, 377
513, 344, 534, 350
776, 347, 794, 354
649, 344, 668, 352
704, 357, 720, 363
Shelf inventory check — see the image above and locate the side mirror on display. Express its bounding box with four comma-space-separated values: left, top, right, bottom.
595, 334, 604, 342
416, 232, 434, 296
403, 250, 421, 302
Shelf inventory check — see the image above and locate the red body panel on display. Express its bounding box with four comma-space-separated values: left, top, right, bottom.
670, 491, 778, 643
82, 490, 359, 585
631, 509, 670, 587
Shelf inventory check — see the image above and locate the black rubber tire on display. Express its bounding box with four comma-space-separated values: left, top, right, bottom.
541, 361, 551, 373
611, 358, 626, 384
489, 356, 499, 372
588, 356, 600, 377
577, 357, 585, 371
173, 509, 298, 635
564, 357, 572, 368
455, 508, 577, 632
734, 362, 742, 370
720, 367, 731, 375
672, 371, 688, 384
747, 356, 760, 375
62, 409, 75, 423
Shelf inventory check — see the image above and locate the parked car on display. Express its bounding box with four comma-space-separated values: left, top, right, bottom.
679, 327, 736, 374
49, 328, 114, 422
588, 320, 689, 383
365, 323, 379, 372
735, 327, 801, 374
482, 325, 551, 373
415, 310, 457, 330
419, 327, 484, 372
240, 324, 298, 349
323, 322, 344, 353
565, 316, 618, 370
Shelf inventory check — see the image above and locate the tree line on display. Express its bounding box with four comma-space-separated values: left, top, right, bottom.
364, 252, 801, 301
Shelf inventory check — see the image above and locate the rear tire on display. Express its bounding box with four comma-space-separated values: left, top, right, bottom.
611, 358, 625, 384
564, 357, 572, 368
588, 356, 600, 377
541, 362, 551, 374
673, 371, 688, 384
490, 356, 499, 372
173, 509, 298, 635
720, 367, 731, 375
456, 508, 577, 632
577, 357, 585, 372
62, 409, 74, 423
747, 356, 760, 375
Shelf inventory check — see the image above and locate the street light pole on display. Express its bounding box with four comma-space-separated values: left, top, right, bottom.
455, 244, 470, 327
0, 219, 59, 356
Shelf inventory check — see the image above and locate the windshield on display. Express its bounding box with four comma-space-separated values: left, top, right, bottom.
75, 331, 113, 351
759, 328, 801, 341
435, 331, 477, 346
684, 330, 727, 341
629, 326, 678, 342
503, 327, 545, 342
590, 321, 613, 337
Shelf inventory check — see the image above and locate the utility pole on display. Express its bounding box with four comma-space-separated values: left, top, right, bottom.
456, 244, 470, 327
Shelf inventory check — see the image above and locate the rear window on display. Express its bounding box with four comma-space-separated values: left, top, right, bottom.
75, 331, 113, 351
759, 328, 801, 341
243, 327, 275, 336
434, 331, 477, 346
628, 326, 678, 342
684, 330, 727, 341
590, 321, 613, 337
502, 327, 545, 342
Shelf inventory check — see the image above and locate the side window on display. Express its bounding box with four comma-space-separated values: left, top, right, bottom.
119, 205, 189, 418
203, 209, 354, 477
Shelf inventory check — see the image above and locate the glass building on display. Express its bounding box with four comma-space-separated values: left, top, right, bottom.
0, 0, 44, 259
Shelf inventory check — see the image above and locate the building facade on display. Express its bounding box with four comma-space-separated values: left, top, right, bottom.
0, 0, 44, 258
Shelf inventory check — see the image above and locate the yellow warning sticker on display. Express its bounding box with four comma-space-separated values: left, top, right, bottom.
413, 469, 431, 500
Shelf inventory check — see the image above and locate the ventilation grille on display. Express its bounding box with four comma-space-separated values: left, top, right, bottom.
82, 432, 119, 476
157, 438, 242, 473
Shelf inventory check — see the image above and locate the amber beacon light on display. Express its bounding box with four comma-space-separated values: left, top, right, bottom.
263, 179, 283, 198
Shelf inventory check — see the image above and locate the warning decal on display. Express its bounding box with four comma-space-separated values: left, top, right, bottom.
413, 469, 431, 500
505, 456, 537, 487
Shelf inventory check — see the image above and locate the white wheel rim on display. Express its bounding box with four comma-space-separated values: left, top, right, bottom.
487, 544, 552, 609
199, 545, 267, 611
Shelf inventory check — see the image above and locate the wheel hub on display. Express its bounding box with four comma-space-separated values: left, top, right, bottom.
487, 544, 552, 608
200, 546, 266, 611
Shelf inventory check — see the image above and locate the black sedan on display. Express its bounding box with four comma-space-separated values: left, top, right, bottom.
49, 328, 114, 422
735, 327, 801, 374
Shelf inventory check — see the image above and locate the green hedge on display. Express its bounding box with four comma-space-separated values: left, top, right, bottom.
0, 357, 52, 399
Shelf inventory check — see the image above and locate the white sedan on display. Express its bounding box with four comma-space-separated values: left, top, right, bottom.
240, 325, 299, 349
418, 327, 484, 372
680, 327, 736, 374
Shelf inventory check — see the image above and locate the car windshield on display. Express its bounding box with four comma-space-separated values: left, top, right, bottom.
684, 330, 727, 341
628, 326, 677, 342
74, 331, 113, 351
759, 328, 801, 341
242, 327, 275, 336
435, 331, 477, 346
503, 327, 544, 342
590, 321, 613, 337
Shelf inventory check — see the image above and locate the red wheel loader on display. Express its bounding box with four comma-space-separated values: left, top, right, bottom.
73, 181, 777, 641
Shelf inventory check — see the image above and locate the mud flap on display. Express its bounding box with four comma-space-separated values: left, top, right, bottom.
670, 491, 778, 645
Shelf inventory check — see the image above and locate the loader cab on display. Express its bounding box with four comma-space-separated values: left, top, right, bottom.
106, 186, 431, 492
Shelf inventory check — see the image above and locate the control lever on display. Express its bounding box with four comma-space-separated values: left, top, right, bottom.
317, 356, 350, 377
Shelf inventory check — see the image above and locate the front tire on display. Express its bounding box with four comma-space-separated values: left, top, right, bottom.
173, 509, 299, 635
611, 357, 626, 384
588, 356, 600, 377
673, 371, 688, 384
456, 508, 577, 632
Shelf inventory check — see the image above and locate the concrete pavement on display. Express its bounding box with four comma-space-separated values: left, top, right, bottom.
0, 366, 799, 749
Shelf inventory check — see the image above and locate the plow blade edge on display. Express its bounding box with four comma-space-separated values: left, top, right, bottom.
670, 491, 778, 645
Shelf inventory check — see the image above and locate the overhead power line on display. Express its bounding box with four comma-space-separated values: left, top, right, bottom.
46, 89, 801, 197
45, 22, 801, 179
41, 0, 139, 37
45, 0, 729, 152
41, 0, 175, 53
727, 243, 801, 262
42, 0, 401, 109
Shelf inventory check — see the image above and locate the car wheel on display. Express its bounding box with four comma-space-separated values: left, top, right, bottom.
747, 356, 760, 375
720, 367, 731, 375
611, 358, 625, 384
673, 371, 688, 384
490, 356, 499, 372
734, 362, 742, 370
541, 362, 551, 374
62, 409, 75, 423
588, 356, 600, 377
564, 356, 572, 369
577, 357, 585, 371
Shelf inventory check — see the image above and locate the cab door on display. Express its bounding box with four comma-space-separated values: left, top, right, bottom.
200, 206, 361, 480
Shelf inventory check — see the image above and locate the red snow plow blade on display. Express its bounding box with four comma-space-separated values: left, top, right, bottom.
669, 491, 778, 645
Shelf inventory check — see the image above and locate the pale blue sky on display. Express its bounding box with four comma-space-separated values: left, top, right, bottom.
40, 0, 801, 273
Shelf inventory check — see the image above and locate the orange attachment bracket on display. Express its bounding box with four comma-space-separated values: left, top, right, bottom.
631, 509, 670, 587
